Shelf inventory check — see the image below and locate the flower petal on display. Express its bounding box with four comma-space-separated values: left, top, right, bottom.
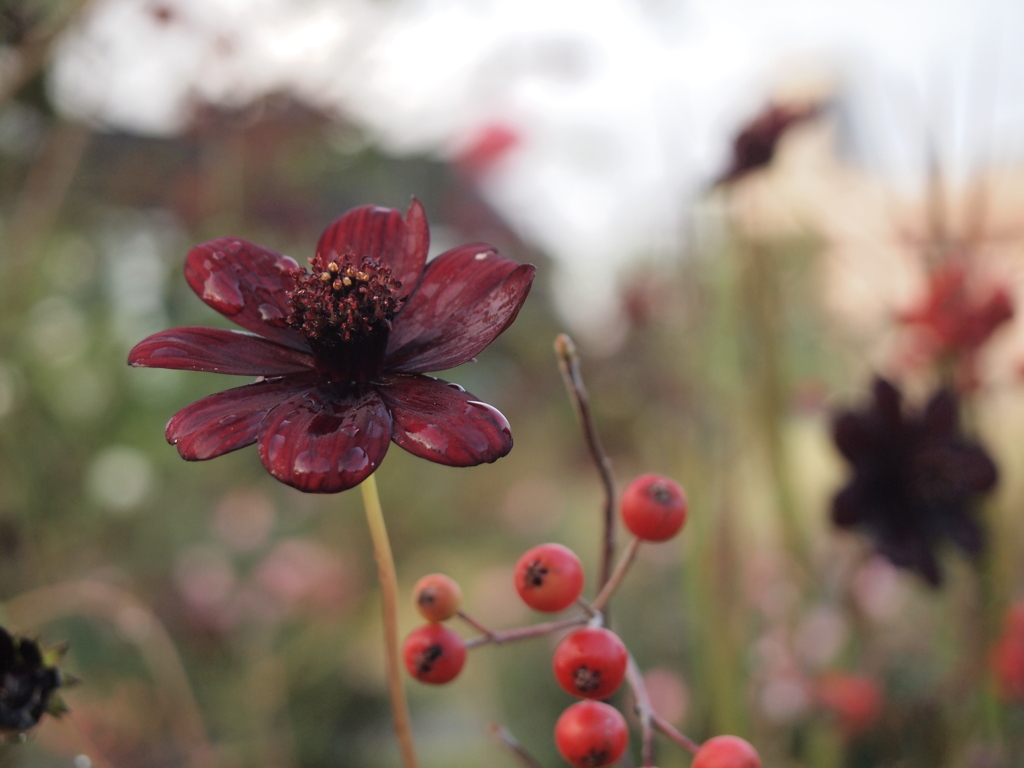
377, 374, 512, 466
166, 376, 314, 460
129, 327, 314, 375
185, 238, 309, 351
257, 385, 391, 493
314, 199, 429, 298
922, 388, 958, 438
384, 245, 536, 373
832, 483, 867, 528
871, 377, 902, 429
832, 412, 878, 463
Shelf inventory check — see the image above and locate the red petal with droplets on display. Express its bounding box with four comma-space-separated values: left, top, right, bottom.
166, 376, 315, 460
384, 245, 535, 373
257, 385, 392, 493
377, 374, 512, 466
185, 238, 309, 351
129, 327, 314, 375
314, 199, 429, 298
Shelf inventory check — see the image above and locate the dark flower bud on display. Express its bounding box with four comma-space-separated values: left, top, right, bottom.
0, 627, 69, 734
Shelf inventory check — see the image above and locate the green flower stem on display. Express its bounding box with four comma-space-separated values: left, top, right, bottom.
360, 473, 418, 768
740, 238, 809, 574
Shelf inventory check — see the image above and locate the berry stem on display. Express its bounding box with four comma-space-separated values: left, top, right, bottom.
650, 710, 701, 755
487, 722, 545, 768
465, 613, 590, 649
591, 536, 642, 613
457, 610, 499, 640
555, 333, 617, 590
575, 596, 600, 620
360, 473, 418, 768
626, 655, 656, 766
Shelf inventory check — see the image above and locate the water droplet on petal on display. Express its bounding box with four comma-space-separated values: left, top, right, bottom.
474, 252, 489, 260
446, 382, 466, 393
278, 256, 300, 272
202, 271, 244, 314
295, 450, 330, 475
339, 446, 369, 473
403, 420, 450, 453
258, 303, 285, 324
267, 433, 286, 463
219, 414, 242, 426
466, 401, 511, 437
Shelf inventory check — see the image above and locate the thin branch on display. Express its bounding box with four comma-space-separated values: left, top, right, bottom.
575, 597, 599, 620
555, 334, 617, 589
456, 610, 498, 640
465, 614, 590, 650
591, 536, 641, 614
487, 723, 545, 768
650, 711, 701, 756
626, 655, 656, 767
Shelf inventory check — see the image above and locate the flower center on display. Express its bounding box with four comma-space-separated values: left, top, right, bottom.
286, 254, 402, 382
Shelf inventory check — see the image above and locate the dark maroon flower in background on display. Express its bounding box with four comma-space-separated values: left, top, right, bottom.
831, 377, 997, 585
716, 102, 822, 185
130, 200, 536, 493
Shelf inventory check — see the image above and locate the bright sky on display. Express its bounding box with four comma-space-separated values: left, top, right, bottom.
45, 0, 1024, 341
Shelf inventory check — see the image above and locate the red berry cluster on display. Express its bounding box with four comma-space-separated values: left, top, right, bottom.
402, 473, 762, 768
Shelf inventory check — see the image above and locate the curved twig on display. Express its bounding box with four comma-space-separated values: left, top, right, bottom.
555, 334, 617, 589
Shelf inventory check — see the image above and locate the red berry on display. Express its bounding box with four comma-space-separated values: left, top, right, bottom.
402, 623, 466, 684
553, 627, 628, 700
992, 602, 1024, 701
620, 473, 688, 542
413, 573, 462, 622
513, 543, 584, 612
554, 700, 628, 768
815, 673, 882, 737
692, 735, 762, 768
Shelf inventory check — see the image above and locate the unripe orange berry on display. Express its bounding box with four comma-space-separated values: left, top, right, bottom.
413, 573, 462, 622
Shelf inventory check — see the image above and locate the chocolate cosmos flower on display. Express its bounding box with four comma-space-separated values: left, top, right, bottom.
130, 201, 536, 493
831, 378, 997, 585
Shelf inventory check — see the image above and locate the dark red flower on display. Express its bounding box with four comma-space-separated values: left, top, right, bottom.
129, 200, 536, 493
831, 378, 997, 585
717, 102, 821, 185
898, 259, 1013, 387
